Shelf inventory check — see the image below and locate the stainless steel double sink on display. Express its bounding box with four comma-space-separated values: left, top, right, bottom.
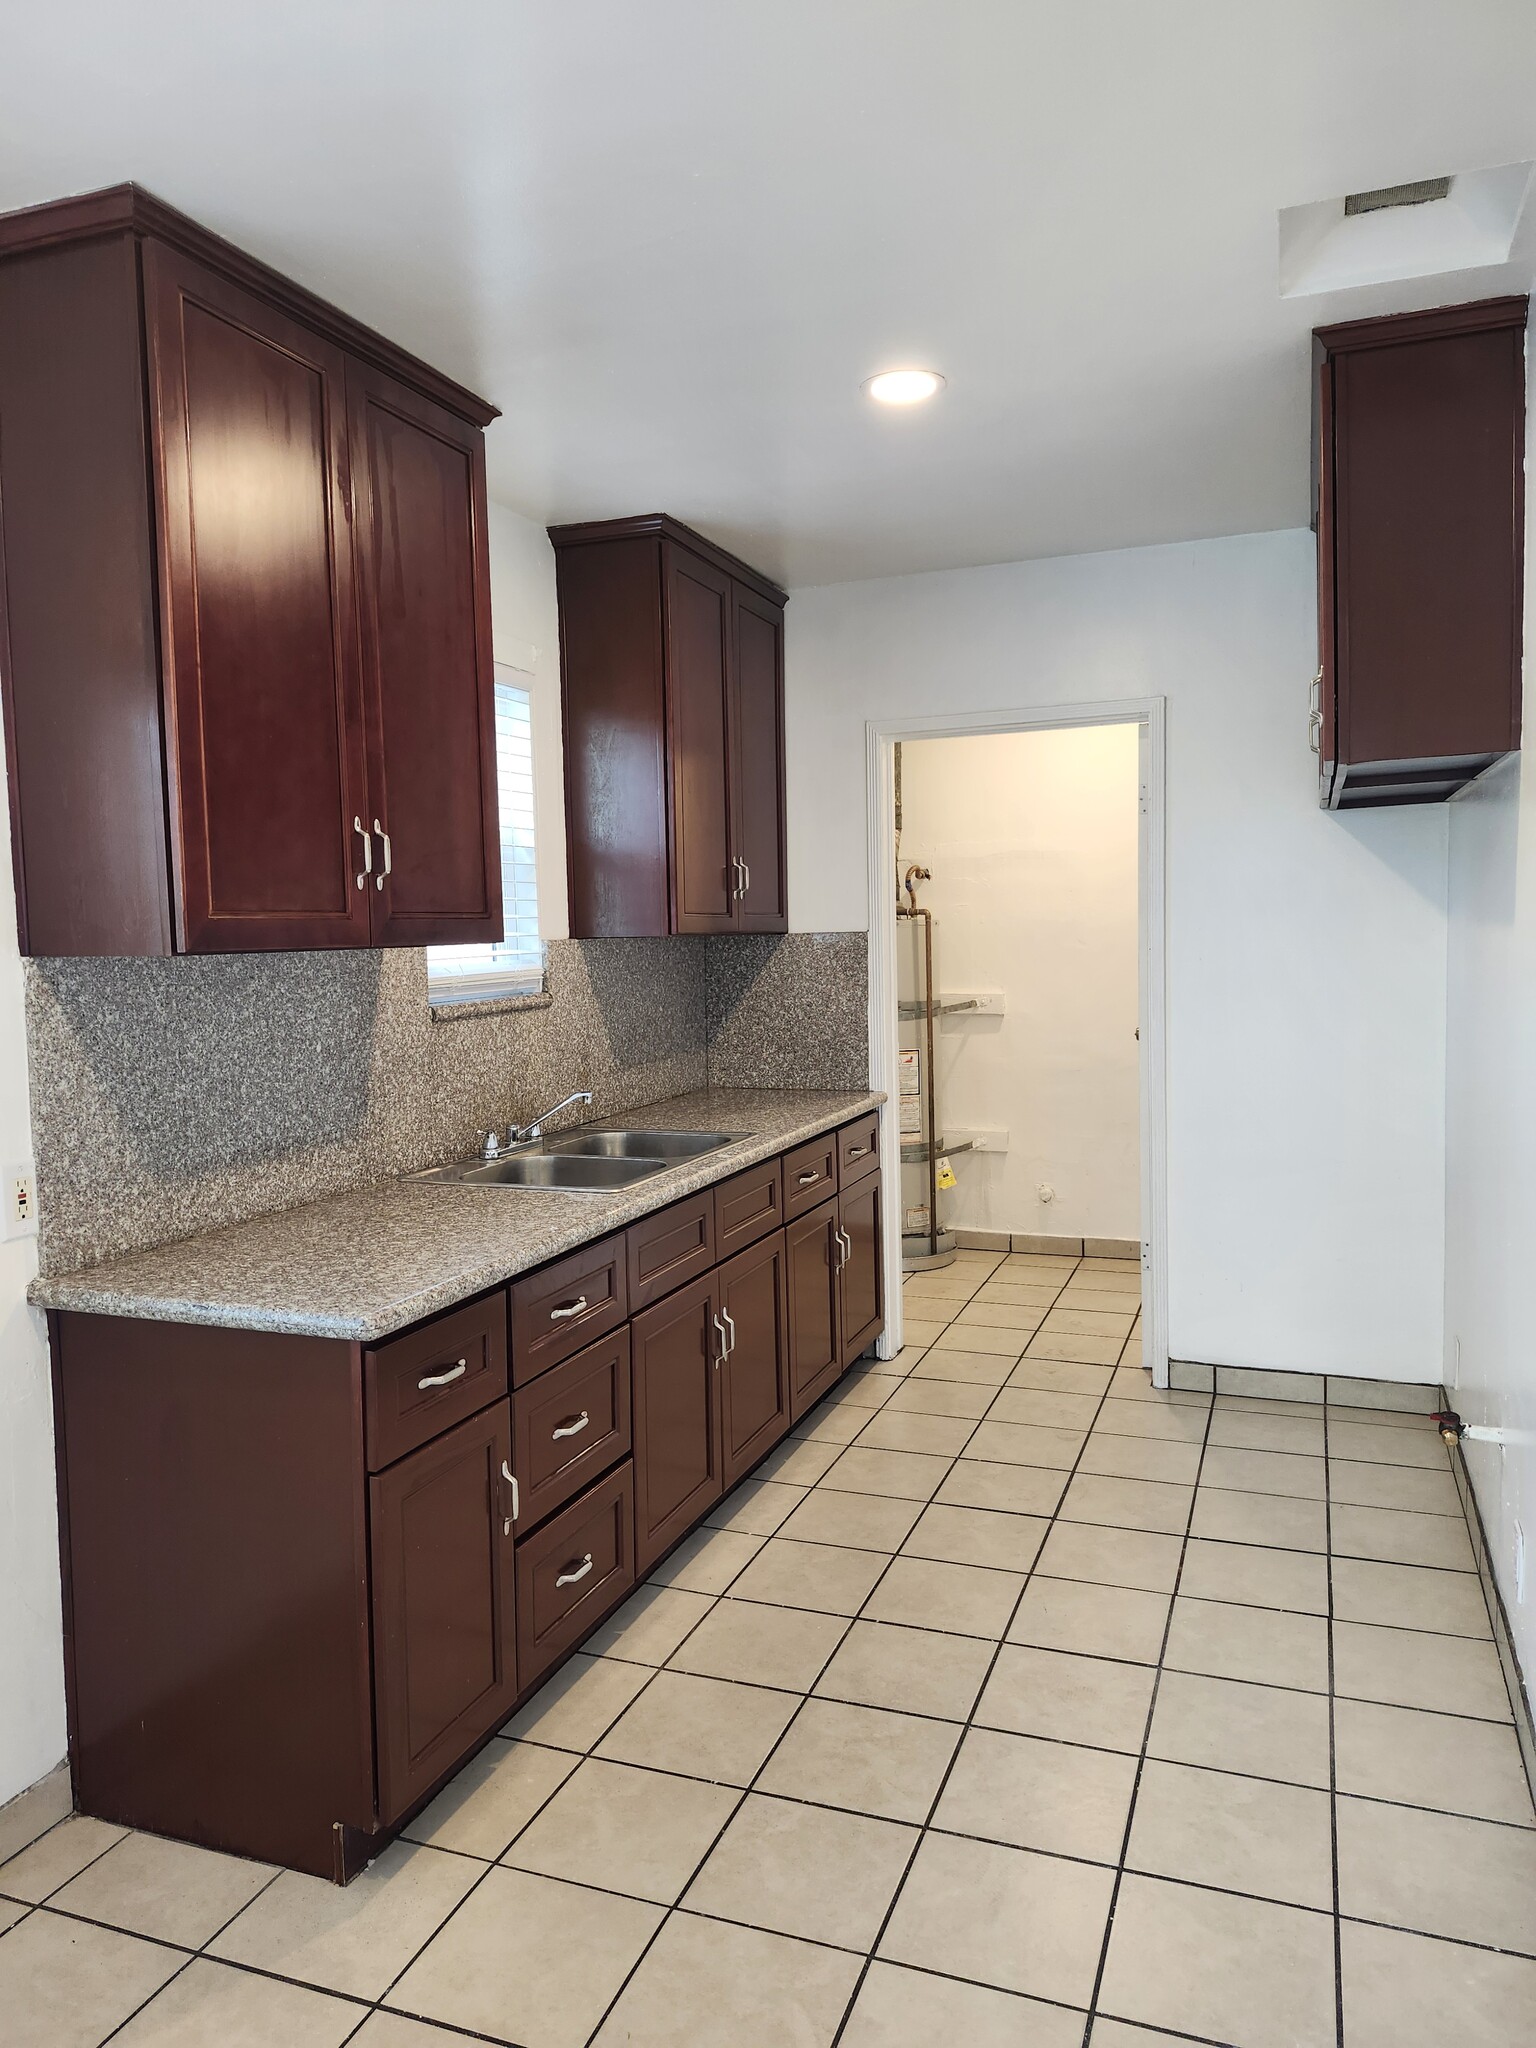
412, 1128, 746, 1192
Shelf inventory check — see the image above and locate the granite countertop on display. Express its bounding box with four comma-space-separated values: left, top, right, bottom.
28, 1087, 883, 1342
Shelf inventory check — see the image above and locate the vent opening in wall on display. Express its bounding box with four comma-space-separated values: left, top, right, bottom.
1344, 178, 1451, 215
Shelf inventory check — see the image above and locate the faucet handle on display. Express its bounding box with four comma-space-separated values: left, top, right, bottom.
480, 1130, 503, 1161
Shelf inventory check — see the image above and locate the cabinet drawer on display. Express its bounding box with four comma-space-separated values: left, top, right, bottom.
627, 1191, 715, 1311
511, 1234, 628, 1387
515, 1463, 635, 1688
365, 1291, 508, 1471
515, 1329, 632, 1529
782, 1132, 839, 1220
715, 1158, 783, 1259
837, 1113, 880, 1185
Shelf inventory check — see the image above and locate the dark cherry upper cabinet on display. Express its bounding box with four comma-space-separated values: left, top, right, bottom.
551, 514, 788, 937
0, 184, 500, 955
1312, 296, 1526, 810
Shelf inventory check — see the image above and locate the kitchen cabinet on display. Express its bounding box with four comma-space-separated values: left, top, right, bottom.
786, 1199, 843, 1420
838, 1171, 886, 1368
550, 513, 788, 937
630, 1274, 726, 1570
515, 1463, 635, 1688
1312, 295, 1526, 809
370, 1403, 519, 1824
718, 1231, 792, 1484
0, 183, 500, 955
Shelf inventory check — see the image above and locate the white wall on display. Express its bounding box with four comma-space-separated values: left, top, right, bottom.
899, 726, 1141, 1241
788, 529, 1450, 1381
485, 503, 568, 946
1442, 307, 1536, 1692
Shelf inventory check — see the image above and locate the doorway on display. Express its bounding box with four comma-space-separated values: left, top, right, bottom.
865, 699, 1168, 1386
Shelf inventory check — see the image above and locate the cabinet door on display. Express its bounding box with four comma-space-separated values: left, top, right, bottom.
143, 241, 370, 952
729, 583, 788, 932
370, 1403, 518, 1824
838, 1171, 885, 1369
348, 361, 500, 945
631, 1274, 724, 1570
719, 1231, 791, 1486
785, 1199, 841, 1421
663, 545, 735, 932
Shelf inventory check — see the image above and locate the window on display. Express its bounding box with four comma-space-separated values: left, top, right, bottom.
427, 670, 544, 1003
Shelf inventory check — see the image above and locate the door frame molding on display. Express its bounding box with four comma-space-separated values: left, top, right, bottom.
863, 696, 1170, 1387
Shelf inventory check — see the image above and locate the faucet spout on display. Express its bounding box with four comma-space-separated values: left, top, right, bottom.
509, 1089, 594, 1146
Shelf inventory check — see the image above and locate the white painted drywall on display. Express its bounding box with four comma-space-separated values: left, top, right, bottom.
898, 726, 1141, 1241
788, 529, 1450, 1381
485, 503, 569, 946
1442, 306, 1536, 1693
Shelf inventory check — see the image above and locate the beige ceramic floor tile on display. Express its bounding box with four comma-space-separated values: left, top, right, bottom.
1331, 1503, 1475, 1571
1148, 1669, 1332, 1789
404, 1738, 576, 1859
504, 1758, 737, 1904
1127, 1758, 1333, 1909
1008, 1357, 1115, 1397
1333, 1697, 1535, 1825
911, 1347, 1017, 1384
1179, 1537, 1330, 1614
855, 1408, 976, 1457
590, 1911, 860, 2047
705, 1479, 808, 1536
986, 1386, 1102, 1430
1337, 1795, 1536, 1954
501, 1652, 652, 1753
1098, 1873, 1337, 2048
110, 1957, 359, 2046
789, 1402, 870, 1445
209, 1841, 480, 2001
756, 1699, 960, 1822
754, 1435, 847, 1485
1061, 1472, 1193, 1536
1079, 1432, 1202, 1486
1331, 1556, 1490, 1637
0, 1898, 26, 1934
936, 1458, 1067, 1515
1328, 1459, 1461, 1515
814, 1619, 993, 1721
50, 1829, 275, 1947
1035, 1520, 1184, 1593
902, 1501, 1049, 1573
725, 1536, 888, 1615
1041, 1306, 1137, 1338
1332, 1620, 1513, 1720
1090, 2024, 1201, 2048
0, 1769, 71, 1868
596, 1670, 799, 1785
669, 1597, 846, 1691
884, 1377, 996, 1419
385, 1865, 662, 2048
834, 1371, 905, 1410
351, 2014, 489, 2046
1340, 1917, 1536, 2048
0, 1909, 183, 2048
963, 1418, 1085, 1469
648, 1525, 764, 1594
1189, 1486, 1328, 1553
955, 1299, 1044, 1332
776, 1488, 924, 1553
1008, 1576, 1170, 1663
1207, 1408, 1327, 1456
0, 1814, 126, 1903
896, 1319, 950, 1348
821, 1446, 952, 1500
1026, 1332, 1125, 1365
1092, 1397, 1207, 1443
934, 1725, 1137, 1863
586, 1583, 717, 1665
684, 1793, 916, 1950
976, 1644, 1156, 1754
1198, 1446, 1326, 1500
863, 1554, 1023, 1637
1164, 1596, 1330, 1692
879, 1831, 1113, 2004
1329, 1419, 1449, 1469
840, 1960, 1085, 2048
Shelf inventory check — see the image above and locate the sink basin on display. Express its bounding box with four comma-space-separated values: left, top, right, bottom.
413, 1154, 664, 1191
546, 1129, 744, 1160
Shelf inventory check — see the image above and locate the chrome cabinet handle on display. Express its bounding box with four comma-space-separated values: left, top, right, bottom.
834, 1227, 852, 1271
354, 816, 372, 890
549, 1295, 589, 1321
373, 818, 392, 891
500, 1460, 519, 1533
846, 1144, 869, 1160
740, 858, 750, 896
551, 1411, 590, 1440
418, 1358, 467, 1390
1308, 668, 1322, 757
720, 1307, 737, 1356
797, 1170, 820, 1186
729, 856, 744, 901
712, 1312, 729, 1367
555, 1553, 594, 1588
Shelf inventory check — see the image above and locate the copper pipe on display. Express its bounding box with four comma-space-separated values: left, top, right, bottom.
896, 867, 939, 1258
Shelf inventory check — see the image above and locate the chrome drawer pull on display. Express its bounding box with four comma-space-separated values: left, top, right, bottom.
549, 1295, 589, 1321
796, 1170, 820, 1185
417, 1359, 467, 1390
551, 1411, 590, 1440
846, 1144, 869, 1159
555, 1553, 594, 1588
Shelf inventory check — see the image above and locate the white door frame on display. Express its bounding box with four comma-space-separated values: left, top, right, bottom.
864, 696, 1170, 1387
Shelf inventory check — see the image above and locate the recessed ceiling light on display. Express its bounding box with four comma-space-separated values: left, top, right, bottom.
864, 368, 945, 405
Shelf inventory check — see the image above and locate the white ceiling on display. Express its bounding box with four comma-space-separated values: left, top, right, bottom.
5, 2, 1536, 586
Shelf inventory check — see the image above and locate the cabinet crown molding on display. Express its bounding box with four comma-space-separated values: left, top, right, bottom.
548, 512, 788, 607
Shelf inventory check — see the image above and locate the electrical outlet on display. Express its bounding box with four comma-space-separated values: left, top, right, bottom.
3, 1161, 37, 1240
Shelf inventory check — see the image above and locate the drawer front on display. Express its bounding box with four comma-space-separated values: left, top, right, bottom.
715, 1158, 783, 1259
837, 1112, 880, 1185
511, 1234, 628, 1388
782, 1132, 839, 1221
627, 1191, 715, 1312
515, 1328, 632, 1528
365, 1291, 509, 1471
515, 1462, 635, 1688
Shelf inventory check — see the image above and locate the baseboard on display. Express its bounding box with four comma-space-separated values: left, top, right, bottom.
0, 1759, 71, 1866
955, 1229, 1141, 1259
1444, 1414, 1536, 1805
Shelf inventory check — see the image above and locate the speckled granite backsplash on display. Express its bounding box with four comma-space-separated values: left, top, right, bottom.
26, 930, 867, 1275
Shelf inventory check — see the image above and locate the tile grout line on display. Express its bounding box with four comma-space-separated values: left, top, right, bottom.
1324, 1394, 1346, 2048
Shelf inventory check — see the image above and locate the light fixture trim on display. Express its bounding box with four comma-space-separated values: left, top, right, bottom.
864, 367, 946, 405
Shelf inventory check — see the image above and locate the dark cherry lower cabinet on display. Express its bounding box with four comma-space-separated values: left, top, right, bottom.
48, 1115, 882, 1882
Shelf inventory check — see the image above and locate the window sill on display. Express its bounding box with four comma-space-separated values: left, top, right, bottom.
429, 989, 554, 1023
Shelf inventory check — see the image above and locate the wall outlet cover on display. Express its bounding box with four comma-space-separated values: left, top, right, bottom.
3, 1161, 37, 1239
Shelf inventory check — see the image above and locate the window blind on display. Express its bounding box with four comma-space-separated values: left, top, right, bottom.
427, 677, 543, 1002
